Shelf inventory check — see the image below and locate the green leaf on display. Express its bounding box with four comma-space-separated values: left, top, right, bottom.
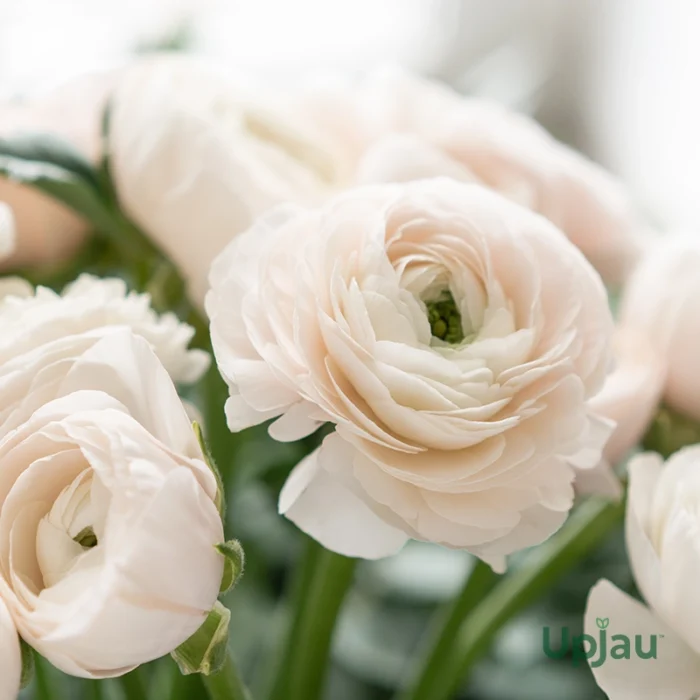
19, 638, 33, 689
596, 617, 609, 630
0, 132, 100, 188
0, 156, 120, 240
216, 540, 245, 594
171, 601, 231, 676
193, 421, 225, 516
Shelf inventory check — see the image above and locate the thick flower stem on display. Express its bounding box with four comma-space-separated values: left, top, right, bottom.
397, 496, 625, 700
202, 650, 251, 700
119, 668, 149, 700
397, 559, 499, 700
267, 539, 357, 700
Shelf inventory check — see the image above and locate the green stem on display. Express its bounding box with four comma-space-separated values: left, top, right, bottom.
267, 539, 357, 700
202, 650, 251, 700
398, 496, 625, 700
32, 654, 56, 700
398, 560, 498, 699
119, 668, 149, 700
85, 679, 104, 700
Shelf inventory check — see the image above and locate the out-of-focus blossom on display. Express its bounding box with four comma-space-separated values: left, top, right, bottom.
294, 67, 647, 285
621, 235, 700, 422
110, 55, 338, 306
0, 71, 117, 269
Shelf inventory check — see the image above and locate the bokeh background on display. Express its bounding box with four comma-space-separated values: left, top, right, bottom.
2, 1, 691, 697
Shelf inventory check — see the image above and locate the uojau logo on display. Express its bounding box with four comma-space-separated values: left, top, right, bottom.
542, 617, 662, 667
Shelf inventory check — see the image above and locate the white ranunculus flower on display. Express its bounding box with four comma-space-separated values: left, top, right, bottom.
109, 55, 338, 306
585, 447, 700, 699
294, 68, 647, 285
207, 179, 614, 570
0, 330, 224, 684
620, 235, 700, 423
0, 273, 209, 387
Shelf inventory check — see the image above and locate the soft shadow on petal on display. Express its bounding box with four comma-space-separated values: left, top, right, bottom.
584, 579, 700, 700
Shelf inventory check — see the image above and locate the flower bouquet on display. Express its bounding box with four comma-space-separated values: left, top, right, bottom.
0, 55, 695, 700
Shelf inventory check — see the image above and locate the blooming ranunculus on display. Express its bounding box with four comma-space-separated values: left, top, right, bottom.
620, 235, 700, 423
0, 71, 117, 269
582, 328, 666, 495
207, 179, 614, 571
0, 274, 209, 401
0, 330, 224, 695
585, 447, 700, 699
294, 68, 647, 285
109, 55, 338, 306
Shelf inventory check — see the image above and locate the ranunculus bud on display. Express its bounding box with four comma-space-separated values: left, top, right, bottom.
585, 448, 700, 699
109, 55, 337, 306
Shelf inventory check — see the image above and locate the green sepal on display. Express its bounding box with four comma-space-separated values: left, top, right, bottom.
171, 601, 231, 676
193, 421, 225, 516
643, 404, 700, 459
216, 540, 245, 594
19, 639, 33, 689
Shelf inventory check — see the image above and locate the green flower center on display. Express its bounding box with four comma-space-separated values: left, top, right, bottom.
425, 290, 464, 344
73, 526, 98, 549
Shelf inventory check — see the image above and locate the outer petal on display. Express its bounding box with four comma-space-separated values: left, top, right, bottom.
590, 328, 666, 468
625, 453, 665, 611
35, 468, 223, 675
59, 330, 202, 461
357, 134, 476, 185
0, 596, 21, 700
585, 580, 700, 700
279, 434, 409, 559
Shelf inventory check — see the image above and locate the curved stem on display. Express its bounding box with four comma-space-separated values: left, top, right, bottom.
202, 650, 251, 700
267, 539, 357, 700
397, 560, 498, 700
397, 496, 625, 700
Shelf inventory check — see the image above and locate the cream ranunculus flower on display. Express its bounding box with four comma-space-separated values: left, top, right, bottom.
585, 448, 700, 699
581, 328, 666, 495
109, 55, 338, 307
620, 235, 700, 423
0, 273, 209, 395
0, 330, 224, 682
295, 68, 647, 285
207, 179, 614, 571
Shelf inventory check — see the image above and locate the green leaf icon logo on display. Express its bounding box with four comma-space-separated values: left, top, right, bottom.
596, 618, 610, 630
